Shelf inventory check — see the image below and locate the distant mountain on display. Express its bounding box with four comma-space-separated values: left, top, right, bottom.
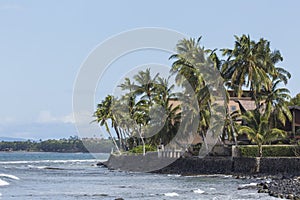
0, 137, 28, 142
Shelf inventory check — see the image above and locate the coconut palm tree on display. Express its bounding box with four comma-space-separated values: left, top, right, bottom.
132, 68, 159, 105
221, 35, 274, 106
170, 37, 218, 151
289, 93, 300, 106
147, 76, 181, 146
93, 95, 120, 153
260, 79, 292, 128
221, 110, 240, 144
118, 69, 171, 155
170, 37, 207, 92
238, 109, 287, 157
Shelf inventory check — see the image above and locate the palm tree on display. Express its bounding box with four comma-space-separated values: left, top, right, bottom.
170, 37, 207, 91
132, 68, 159, 105
289, 93, 300, 106
170, 37, 219, 153
221, 110, 240, 144
238, 109, 287, 157
118, 69, 166, 155
147, 76, 181, 146
93, 95, 120, 153
260, 79, 292, 128
221, 35, 292, 112
221, 35, 275, 106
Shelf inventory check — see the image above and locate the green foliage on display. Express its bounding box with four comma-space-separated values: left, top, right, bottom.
93, 34, 292, 156
129, 145, 156, 154
238, 145, 300, 157
289, 93, 300, 106
0, 137, 113, 153
238, 109, 287, 157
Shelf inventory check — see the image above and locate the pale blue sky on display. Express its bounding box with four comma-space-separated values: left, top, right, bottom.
0, 0, 299, 140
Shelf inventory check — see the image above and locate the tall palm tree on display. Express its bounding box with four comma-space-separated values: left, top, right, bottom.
118, 69, 165, 155
221, 35, 275, 106
147, 76, 181, 146
93, 95, 120, 153
238, 109, 287, 157
133, 68, 159, 105
274, 67, 291, 85
170, 37, 217, 152
170, 37, 207, 91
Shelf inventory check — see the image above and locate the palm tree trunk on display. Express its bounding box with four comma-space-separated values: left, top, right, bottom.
141, 137, 146, 156
110, 134, 120, 154
138, 126, 146, 156
113, 124, 122, 151
258, 144, 263, 157
230, 121, 238, 146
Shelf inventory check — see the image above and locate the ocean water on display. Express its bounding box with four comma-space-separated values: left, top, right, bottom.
0, 152, 276, 200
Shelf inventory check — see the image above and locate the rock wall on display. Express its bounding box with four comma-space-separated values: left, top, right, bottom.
259, 157, 300, 175
155, 157, 233, 175
106, 154, 300, 176
232, 157, 257, 173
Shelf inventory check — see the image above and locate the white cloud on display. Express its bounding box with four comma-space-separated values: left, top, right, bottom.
36, 111, 75, 124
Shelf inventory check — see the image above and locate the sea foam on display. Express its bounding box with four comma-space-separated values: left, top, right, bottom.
164, 192, 179, 197
0, 174, 19, 180
0, 179, 9, 186
193, 189, 205, 194
0, 159, 98, 165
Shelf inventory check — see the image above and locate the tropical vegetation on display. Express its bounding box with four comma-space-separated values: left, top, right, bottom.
94, 34, 295, 157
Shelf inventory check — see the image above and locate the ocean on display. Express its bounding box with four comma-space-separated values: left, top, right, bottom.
0, 152, 276, 199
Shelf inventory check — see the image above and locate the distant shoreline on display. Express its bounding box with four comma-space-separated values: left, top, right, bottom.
0, 138, 112, 153
0, 150, 92, 153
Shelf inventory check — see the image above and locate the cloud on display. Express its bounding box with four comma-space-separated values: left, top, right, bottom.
36, 111, 75, 124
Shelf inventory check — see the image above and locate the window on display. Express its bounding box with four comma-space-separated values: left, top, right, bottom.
231, 106, 237, 111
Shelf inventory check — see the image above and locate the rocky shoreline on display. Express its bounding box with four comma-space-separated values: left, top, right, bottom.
257, 177, 300, 199
231, 174, 300, 199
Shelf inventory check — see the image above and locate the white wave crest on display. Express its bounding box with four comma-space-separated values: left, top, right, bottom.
164, 192, 179, 197
0, 179, 9, 186
193, 189, 205, 194
0, 174, 19, 180
239, 182, 257, 188
167, 174, 181, 177
0, 159, 99, 165
185, 174, 232, 178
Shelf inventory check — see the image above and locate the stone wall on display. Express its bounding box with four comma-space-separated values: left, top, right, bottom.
232, 157, 257, 173
155, 157, 233, 175
106, 154, 300, 176
259, 157, 300, 175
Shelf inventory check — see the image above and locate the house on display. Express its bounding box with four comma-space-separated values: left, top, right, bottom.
227, 90, 256, 113
284, 106, 300, 137
169, 91, 300, 145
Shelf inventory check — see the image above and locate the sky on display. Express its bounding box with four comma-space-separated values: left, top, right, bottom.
0, 0, 300, 140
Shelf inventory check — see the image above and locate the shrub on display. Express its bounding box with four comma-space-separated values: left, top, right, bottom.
129, 145, 156, 154
237, 145, 300, 157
